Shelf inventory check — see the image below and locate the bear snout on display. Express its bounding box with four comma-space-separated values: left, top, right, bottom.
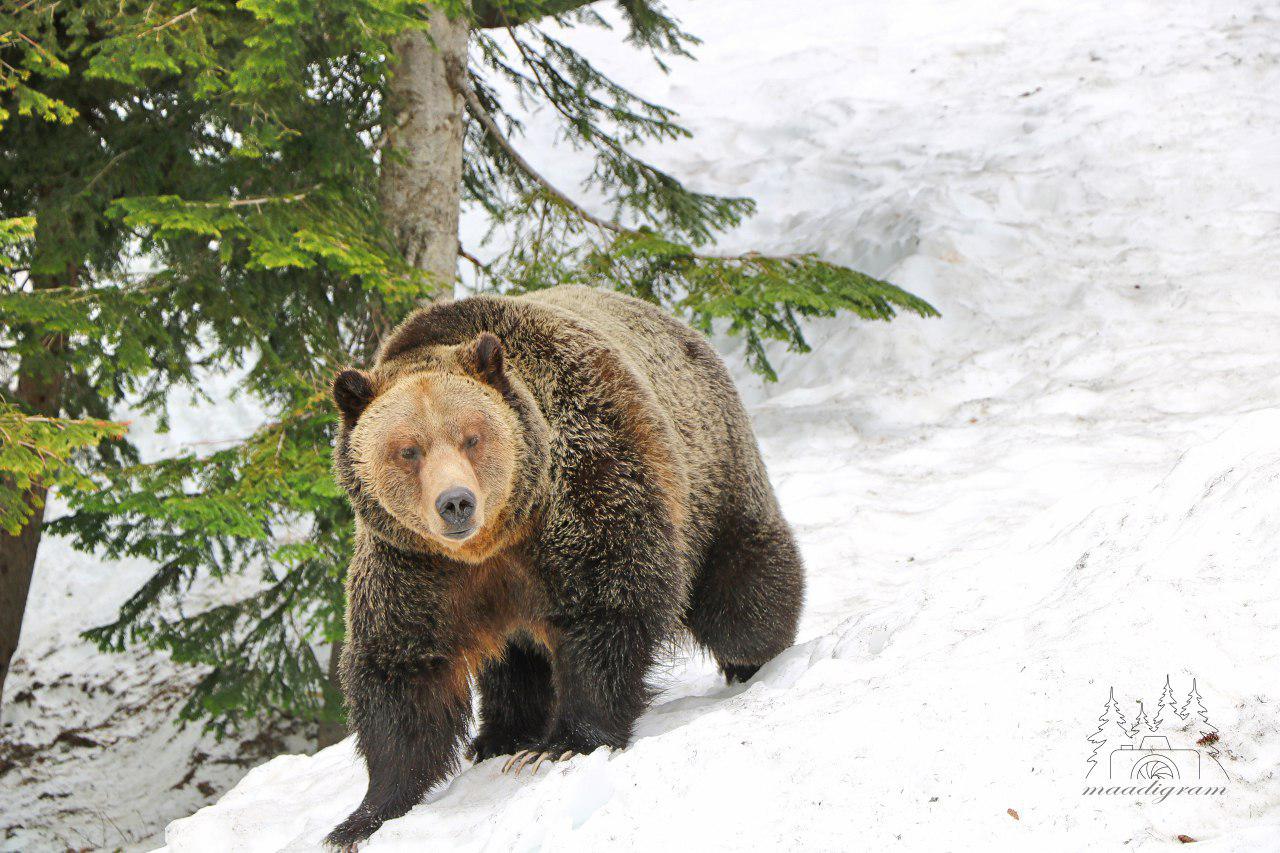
435, 486, 477, 535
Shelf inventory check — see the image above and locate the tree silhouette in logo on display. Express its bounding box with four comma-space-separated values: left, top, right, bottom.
1153, 675, 1186, 731
1128, 700, 1156, 740
1181, 678, 1220, 759
1086, 687, 1130, 778
1085, 678, 1228, 782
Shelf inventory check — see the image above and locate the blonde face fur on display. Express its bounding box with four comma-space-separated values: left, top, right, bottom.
348, 372, 518, 559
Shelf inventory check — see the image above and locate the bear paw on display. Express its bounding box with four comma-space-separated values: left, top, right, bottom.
324, 809, 382, 851
720, 662, 761, 684
466, 730, 541, 763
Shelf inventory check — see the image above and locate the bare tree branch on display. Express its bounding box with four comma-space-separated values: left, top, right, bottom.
138, 7, 198, 38
458, 244, 490, 272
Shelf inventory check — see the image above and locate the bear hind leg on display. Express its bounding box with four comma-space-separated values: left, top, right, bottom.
688, 513, 804, 684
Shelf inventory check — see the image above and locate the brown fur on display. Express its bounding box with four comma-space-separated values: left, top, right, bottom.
324, 285, 804, 848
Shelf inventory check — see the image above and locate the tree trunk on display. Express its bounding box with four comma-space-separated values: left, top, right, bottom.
318, 6, 470, 749
0, 267, 72, 710
379, 5, 470, 286
0, 479, 51, 709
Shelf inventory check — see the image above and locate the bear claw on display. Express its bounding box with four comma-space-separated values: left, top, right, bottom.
502, 750, 533, 774
532, 750, 575, 774
501, 748, 577, 775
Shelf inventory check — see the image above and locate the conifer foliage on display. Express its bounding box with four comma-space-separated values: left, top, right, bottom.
1, 1, 936, 732
0, 221, 127, 538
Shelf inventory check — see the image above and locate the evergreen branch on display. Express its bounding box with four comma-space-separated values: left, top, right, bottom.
510, 28, 686, 145
489, 25, 751, 243
0, 405, 127, 534
461, 54, 748, 261
471, 0, 598, 29
82, 554, 195, 652
570, 232, 939, 379
13, 30, 49, 59
7, 0, 47, 17
452, 58, 623, 235
459, 33, 935, 381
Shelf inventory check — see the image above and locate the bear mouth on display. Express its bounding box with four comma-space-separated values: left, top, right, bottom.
442, 526, 475, 541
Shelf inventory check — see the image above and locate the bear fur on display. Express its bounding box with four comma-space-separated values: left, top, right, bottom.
325, 285, 803, 846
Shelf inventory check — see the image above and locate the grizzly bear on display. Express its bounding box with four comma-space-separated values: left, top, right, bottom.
325, 285, 803, 847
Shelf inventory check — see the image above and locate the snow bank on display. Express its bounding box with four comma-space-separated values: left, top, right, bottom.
16, 0, 1280, 849
161, 411, 1280, 853
164, 405, 1280, 853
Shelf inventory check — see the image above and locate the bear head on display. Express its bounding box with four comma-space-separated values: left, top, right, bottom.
332, 332, 541, 563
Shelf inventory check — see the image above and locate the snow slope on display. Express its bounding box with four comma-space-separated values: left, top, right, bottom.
13, 0, 1280, 849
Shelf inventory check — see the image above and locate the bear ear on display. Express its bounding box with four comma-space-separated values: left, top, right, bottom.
333, 368, 375, 427
459, 332, 506, 389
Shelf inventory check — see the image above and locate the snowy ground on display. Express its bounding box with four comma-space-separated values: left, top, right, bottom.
0, 385, 319, 851
7, 0, 1280, 850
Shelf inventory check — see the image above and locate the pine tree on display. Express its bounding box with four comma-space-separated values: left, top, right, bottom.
1180, 679, 1220, 758
4, 0, 936, 733
0, 0, 432, 716
1086, 687, 1130, 778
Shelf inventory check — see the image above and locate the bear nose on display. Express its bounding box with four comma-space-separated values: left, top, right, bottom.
435, 487, 476, 528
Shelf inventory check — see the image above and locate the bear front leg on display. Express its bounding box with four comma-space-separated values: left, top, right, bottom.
468, 637, 555, 762
503, 602, 667, 774
504, 439, 686, 775
324, 656, 470, 849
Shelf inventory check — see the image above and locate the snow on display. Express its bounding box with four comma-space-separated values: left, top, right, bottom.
7, 0, 1280, 849
0, 381, 309, 851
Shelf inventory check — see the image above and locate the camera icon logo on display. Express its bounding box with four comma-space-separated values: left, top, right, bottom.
1109, 736, 1202, 780
1086, 678, 1227, 783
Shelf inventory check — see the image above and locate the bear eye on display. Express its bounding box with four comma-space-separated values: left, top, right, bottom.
399, 446, 420, 462
463, 435, 479, 450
